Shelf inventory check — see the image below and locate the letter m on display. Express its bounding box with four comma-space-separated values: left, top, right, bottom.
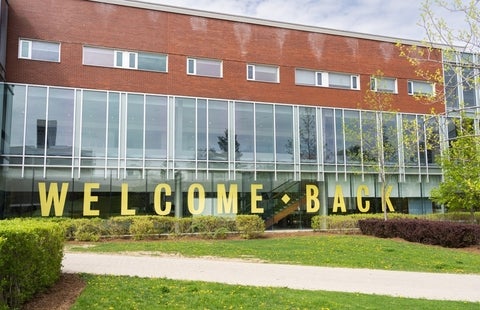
38, 182, 69, 216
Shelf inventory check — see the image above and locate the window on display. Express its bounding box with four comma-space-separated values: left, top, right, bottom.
83, 46, 167, 72
407, 80, 435, 96
187, 58, 222, 77
370, 77, 397, 93
18, 39, 60, 62
247, 64, 279, 83
295, 69, 359, 90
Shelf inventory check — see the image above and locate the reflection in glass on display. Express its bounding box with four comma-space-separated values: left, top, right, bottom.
25, 87, 47, 155
255, 104, 274, 162
47, 88, 74, 155
275, 105, 293, 162
235, 102, 253, 161
126, 94, 144, 158
82, 91, 107, 158
175, 97, 196, 159
7, 85, 26, 154
344, 110, 361, 164
299, 107, 317, 162
107, 93, 120, 157
323, 108, 335, 163
145, 95, 167, 158
208, 100, 228, 160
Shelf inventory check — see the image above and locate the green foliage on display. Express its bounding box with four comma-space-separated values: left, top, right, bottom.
129, 217, 156, 240
191, 216, 235, 239
0, 219, 64, 309
431, 123, 480, 220
73, 218, 102, 242
235, 215, 265, 239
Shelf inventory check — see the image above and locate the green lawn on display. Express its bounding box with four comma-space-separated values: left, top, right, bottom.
68, 234, 480, 274
71, 275, 479, 309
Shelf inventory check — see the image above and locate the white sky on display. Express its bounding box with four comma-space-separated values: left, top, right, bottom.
135, 0, 461, 41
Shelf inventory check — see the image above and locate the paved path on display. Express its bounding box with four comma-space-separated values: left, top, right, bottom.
62, 252, 480, 302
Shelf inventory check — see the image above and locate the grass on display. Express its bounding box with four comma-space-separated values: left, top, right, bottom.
68, 234, 480, 274
71, 274, 479, 309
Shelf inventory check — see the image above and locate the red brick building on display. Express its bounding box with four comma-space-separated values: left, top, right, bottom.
1, 0, 456, 225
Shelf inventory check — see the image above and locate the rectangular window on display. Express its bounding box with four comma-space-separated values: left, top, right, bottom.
407, 80, 435, 96
295, 69, 359, 89
83, 46, 167, 72
247, 64, 279, 83
18, 39, 60, 62
187, 57, 222, 77
370, 77, 397, 93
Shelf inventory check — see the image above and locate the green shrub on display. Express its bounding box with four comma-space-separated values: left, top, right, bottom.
106, 217, 134, 236
235, 215, 265, 239
0, 219, 64, 309
151, 216, 176, 234
73, 218, 102, 242
130, 217, 156, 240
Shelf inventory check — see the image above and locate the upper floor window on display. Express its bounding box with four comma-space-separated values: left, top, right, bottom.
18, 39, 60, 62
187, 57, 222, 78
247, 64, 279, 83
295, 69, 359, 90
370, 76, 397, 93
408, 80, 435, 96
83, 46, 167, 72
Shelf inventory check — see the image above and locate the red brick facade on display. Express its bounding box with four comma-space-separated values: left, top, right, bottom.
6, 0, 443, 113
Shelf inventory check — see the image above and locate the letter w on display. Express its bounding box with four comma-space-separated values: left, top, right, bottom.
39, 182, 69, 216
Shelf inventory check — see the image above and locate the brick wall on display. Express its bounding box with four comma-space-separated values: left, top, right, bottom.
6, 0, 444, 114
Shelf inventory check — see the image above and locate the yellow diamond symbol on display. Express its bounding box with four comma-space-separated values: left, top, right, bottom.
281, 194, 291, 204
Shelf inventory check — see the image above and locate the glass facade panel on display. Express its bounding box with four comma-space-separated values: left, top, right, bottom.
145, 95, 167, 158
47, 88, 74, 156
6, 85, 26, 155
208, 100, 228, 160
335, 109, 344, 164
361, 111, 378, 164
197, 99, 207, 160
235, 102, 254, 161
25, 86, 47, 155
255, 103, 274, 162
322, 108, 335, 163
382, 113, 398, 164
275, 105, 293, 162
126, 94, 144, 158
82, 90, 107, 159
175, 97, 196, 159
107, 93, 120, 157
344, 110, 361, 164
299, 107, 317, 162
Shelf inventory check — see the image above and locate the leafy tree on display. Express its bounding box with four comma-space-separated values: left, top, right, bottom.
431, 117, 480, 222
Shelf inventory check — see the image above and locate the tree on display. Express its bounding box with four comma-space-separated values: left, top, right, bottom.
431, 117, 480, 222
398, 1, 480, 219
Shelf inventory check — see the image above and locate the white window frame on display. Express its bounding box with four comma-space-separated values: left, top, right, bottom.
187, 57, 223, 78
295, 68, 359, 90
407, 80, 435, 96
247, 64, 279, 83
370, 76, 398, 93
18, 39, 60, 62
115, 51, 137, 69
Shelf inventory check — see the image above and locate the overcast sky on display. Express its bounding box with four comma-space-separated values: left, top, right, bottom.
136, 0, 450, 41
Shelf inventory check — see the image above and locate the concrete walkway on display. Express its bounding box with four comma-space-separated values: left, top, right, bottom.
62, 252, 480, 302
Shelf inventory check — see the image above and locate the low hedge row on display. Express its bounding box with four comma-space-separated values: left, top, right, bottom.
358, 218, 480, 248
53, 215, 265, 241
311, 212, 480, 232
0, 219, 64, 309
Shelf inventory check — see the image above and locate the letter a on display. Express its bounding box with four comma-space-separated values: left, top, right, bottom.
332, 185, 346, 213
305, 185, 320, 213
39, 182, 69, 216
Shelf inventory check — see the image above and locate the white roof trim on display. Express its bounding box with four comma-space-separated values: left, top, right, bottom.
88, 0, 431, 47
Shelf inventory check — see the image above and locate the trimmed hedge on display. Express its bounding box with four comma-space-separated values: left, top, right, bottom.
359, 218, 480, 248
0, 219, 64, 309
54, 215, 264, 241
